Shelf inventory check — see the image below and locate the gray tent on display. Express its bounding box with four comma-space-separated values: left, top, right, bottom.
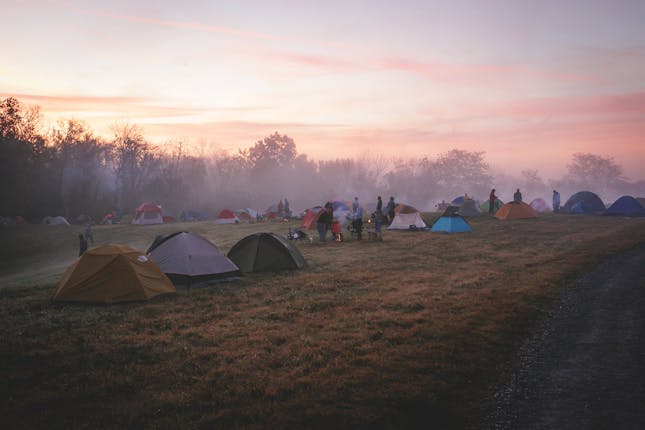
147, 231, 241, 287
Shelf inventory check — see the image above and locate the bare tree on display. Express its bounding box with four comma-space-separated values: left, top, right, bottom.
566, 153, 625, 199
111, 123, 159, 213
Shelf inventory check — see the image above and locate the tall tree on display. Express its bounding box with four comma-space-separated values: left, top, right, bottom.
432, 149, 492, 199
112, 123, 159, 213
566, 153, 624, 197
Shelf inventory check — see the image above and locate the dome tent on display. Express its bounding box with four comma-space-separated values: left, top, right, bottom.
227, 233, 305, 273
604, 196, 645, 217
530, 198, 550, 213
132, 202, 163, 225
562, 191, 605, 214
431, 214, 472, 233
147, 231, 241, 287
480, 198, 504, 213
52, 244, 175, 303
388, 204, 426, 230
495, 202, 538, 220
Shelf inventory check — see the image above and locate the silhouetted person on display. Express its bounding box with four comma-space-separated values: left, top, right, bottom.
386, 196, 396, 224
376, 196, 383, 212
553, 190, 561, 213
317, 202, 333, 241
85, 223, 94, 244
514, 188, 523, 203
78, 233, 88, 256
278, 199, 284, 217
352, 197, 363, 240
489, 189, 497, 214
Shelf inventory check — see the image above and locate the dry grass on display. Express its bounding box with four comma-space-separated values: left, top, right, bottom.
1, 214, 644, 429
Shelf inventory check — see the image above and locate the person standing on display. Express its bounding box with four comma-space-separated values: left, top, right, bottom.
352, 197, 363, 240
514, 188, 523, 203
488, 189, 497, 214
317, 202, 333, 242
78, 233, 88, 256
284, 198, 290, 218
85, 223, 94, 245
386, 196, 396, 224
277, 199, 284, 217
553, 190, 561, 213
376, 195, 383, 212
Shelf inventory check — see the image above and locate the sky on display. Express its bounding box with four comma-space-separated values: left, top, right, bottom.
2, 0, 645, 179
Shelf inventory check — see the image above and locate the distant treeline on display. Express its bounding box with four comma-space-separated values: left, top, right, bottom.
1, 97, 643, 222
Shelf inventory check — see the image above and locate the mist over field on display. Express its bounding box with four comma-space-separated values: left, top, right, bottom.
1, 96, 643, 224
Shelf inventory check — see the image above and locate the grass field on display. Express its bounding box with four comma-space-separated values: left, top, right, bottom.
1, 214, 645, 429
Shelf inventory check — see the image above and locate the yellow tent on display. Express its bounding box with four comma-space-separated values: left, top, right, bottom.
52, 244, 176, 303
495, 202, 538, 220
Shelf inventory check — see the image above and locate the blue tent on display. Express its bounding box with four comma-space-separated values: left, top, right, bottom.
604, 195, 645, 217
451, 196, 465, 205
431, 215, 472, 233
563, 191, 605, 214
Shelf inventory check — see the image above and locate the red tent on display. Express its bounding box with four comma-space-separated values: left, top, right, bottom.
300, 207, 324, 229
133, 203, 163, 225
215, 209, 239, 224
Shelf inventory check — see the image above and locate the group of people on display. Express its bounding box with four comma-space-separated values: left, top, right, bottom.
487, 188, 562, 213
315, 196, 397, 242
276, 199, 291, 219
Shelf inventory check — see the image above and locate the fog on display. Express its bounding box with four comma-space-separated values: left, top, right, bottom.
2, 97, 644, 223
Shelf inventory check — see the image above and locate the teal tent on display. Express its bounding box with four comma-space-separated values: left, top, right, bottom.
431, 215, 472, 233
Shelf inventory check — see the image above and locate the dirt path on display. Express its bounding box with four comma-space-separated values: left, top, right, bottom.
485, 242, 645, 429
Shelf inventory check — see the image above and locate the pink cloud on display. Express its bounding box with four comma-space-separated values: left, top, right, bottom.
377, 58, 590, 84
463, 91, 645, 119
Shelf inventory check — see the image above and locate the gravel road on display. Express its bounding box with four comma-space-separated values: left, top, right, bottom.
485, 242, 645, 430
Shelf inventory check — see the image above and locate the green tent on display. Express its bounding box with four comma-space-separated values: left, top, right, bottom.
227, 233, 306, 273
480, 198, 504, 212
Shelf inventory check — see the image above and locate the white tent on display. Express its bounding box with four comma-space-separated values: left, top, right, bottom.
388, 212, 426, 230
387, 204, 426, 230
43, 216, 70, 226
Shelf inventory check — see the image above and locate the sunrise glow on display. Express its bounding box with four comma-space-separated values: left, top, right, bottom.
2, 0, 645, 178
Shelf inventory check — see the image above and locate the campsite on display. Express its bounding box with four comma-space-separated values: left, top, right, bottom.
2, 213, 645, 428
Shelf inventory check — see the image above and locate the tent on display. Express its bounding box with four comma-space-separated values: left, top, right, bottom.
234, 208, 258, 221
43, 216, 70, 225
480, 198, 504, 213
457, 198, 481, 217
265, 203, 280, 219
637, 198, 645, 209
388, 204, 427, 230
101, 212, 116, 224
52, 244, 175, 303
530, 198, 550, 213
562, 191, 605, 214
147, 232, 241, 286
132, 203, 163, 225
604, 196, 645, 217
495, 202, 538, 220
451, 196, 465, 206
227, 232, 306, 273
431, 214, 472, 233
179, 210, 210, 222
214, 209, 239, 224
300, 207, 324, 229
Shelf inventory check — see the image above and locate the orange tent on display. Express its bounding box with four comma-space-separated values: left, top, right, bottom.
52, 244, 176, 303
495, 202, 538, 220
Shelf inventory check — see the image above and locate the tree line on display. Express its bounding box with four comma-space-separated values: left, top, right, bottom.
1, 97, 642, 223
